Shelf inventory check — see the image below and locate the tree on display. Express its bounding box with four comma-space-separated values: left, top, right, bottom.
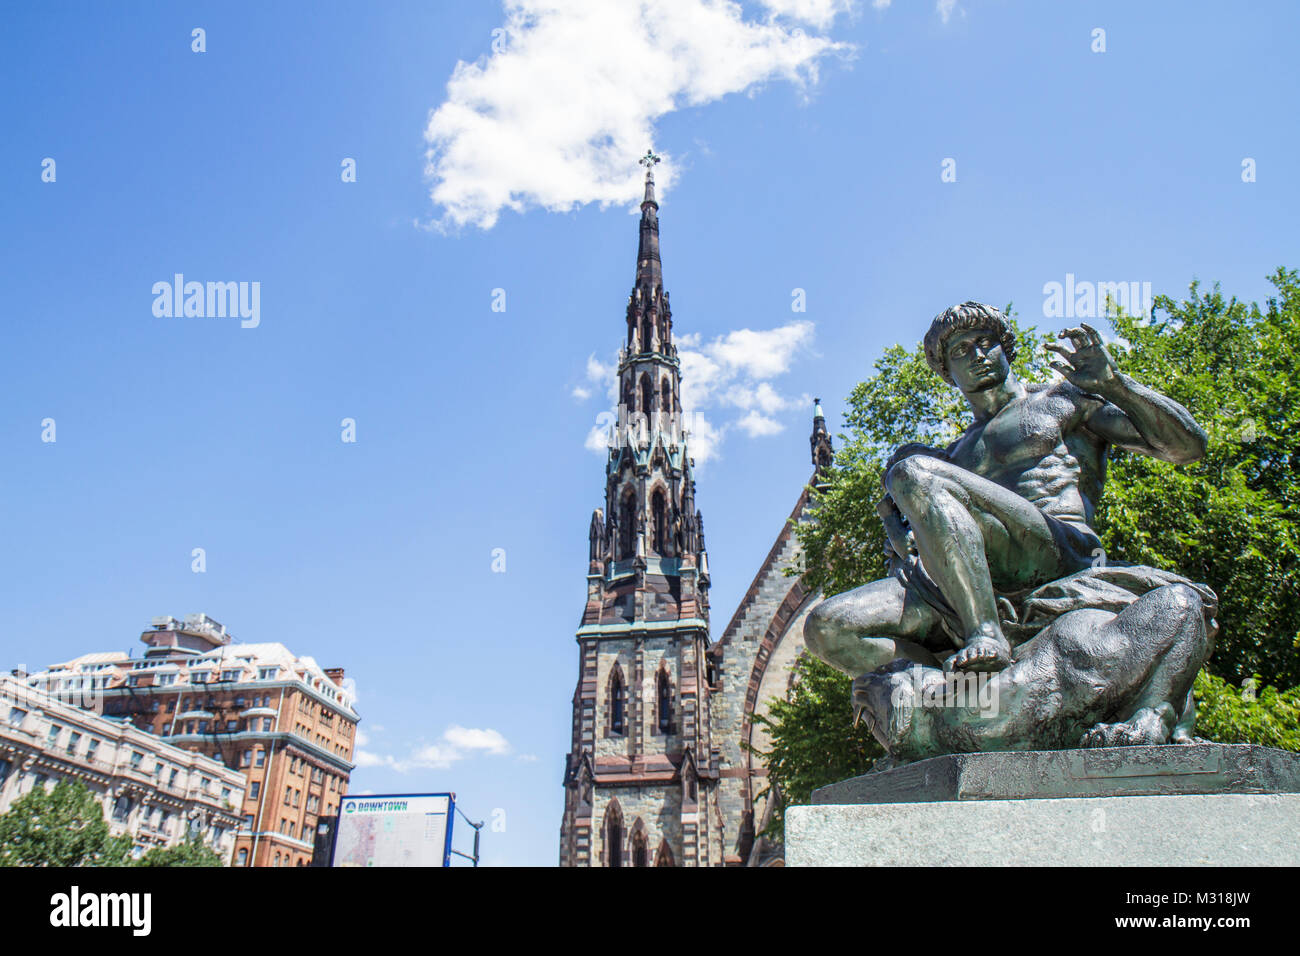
758, 273, 1300, 825
0, 778, 133, 867
1094, 271, 1300, 686
136, 834, 224, 867
748, 655, 881, 836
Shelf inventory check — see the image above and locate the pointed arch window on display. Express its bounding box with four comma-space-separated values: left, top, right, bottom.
603, 803, 624, 868
656, 667, 674, 735
660, 379, 673, 416
654, 840, 675, 867
608, 665, 627, 737
639, 372, 653, 419
618, 492, 637, 560
641, 315, 653, 354
631, 828, 649, 867
651, 489, 668, 555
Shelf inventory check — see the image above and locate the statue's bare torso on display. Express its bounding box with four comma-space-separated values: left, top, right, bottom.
945, 381, 1104, 528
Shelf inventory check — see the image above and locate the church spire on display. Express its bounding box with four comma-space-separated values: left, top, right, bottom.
634, 149, 663, 308
810, 397, 834, 481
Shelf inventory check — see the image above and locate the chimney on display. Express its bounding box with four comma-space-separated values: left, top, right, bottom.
324, 667, 345, 686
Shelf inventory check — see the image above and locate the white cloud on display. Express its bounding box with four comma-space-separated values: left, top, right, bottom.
759, 0, 858, 29
736, 409, 784, 437
571, 385, 592, 401
443, 725, 511, 755
936, 0, 960, 24
354, 725, 513, 773
423, 0, 852, 229
353, 749, 387, 768
354, 728, 370, 748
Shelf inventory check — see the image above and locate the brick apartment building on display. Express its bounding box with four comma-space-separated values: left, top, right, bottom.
26, 614, 358, 867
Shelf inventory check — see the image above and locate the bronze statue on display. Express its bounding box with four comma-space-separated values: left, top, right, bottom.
804, 302, 1217, 761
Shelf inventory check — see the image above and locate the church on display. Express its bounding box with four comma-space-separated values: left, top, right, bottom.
558, 158, 835, 867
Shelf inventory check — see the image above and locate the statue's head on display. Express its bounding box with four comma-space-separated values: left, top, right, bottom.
923, 301, 1017, 393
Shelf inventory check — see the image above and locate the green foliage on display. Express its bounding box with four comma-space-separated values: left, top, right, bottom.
759, 275, 1300, 822
1194, 670, 1300, 752
1094, 270, 1300, 686
747, 654, 880, 836
0, 778, 133, 867
136, 834, 223, 867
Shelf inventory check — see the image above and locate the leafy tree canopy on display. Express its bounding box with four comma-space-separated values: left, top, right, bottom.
0, 777, 227, 867
0, 778, 133, 867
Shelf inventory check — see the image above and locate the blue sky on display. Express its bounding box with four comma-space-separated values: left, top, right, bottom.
2, 0, 1296, 865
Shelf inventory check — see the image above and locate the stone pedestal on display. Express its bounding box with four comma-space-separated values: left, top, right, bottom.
785, 745, 1300, 866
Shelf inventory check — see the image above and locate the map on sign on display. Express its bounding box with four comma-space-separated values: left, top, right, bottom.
332, 793, 454, 867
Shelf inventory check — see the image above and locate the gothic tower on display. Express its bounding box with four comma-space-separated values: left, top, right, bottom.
559, 154, 719, 867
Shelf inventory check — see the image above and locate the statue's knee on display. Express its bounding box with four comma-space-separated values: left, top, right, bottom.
804, 601, 838, 661
885, 455, 940, 503
1161, 583, 1203, 624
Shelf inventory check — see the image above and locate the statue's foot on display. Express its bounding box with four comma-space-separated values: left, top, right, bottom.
945, 635, 1011, 673
1080, 703, 1176, 748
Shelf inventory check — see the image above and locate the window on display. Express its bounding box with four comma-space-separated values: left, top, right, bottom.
158, 674, 176, 686
254, 750, 265, 768
86, 738, 100, 761
169, 768, 179, 787
226, 720, 237, 732
258, 667, 277, 680
609, 667, 627, 736
651, 488, 668, 554
7, 707, 27, 726
66, 731, 82, 755
191, 671, 208, 684
262, 718, 272, 732
237, 848, 248, 866
221, 786, 231, 801
618, 492, 637, 560
112, 796, 131, 822
250, 781, 260, 798
130, 751, 143, 769
604, 806, 623, 868
166, 699, 176, 712
242, 815, 254, 830
221, 670, 239, 682
198, 720, 209, 734
657, 670, 674, 734
46, 724, 61, 747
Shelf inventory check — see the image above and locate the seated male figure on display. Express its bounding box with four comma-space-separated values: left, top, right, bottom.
805, 301, 1208, 676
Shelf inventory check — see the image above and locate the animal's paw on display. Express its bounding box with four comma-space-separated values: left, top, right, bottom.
1080, 704, 1175, 748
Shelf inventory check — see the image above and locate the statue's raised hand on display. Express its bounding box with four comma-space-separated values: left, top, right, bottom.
1046, 323, 1119, 394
